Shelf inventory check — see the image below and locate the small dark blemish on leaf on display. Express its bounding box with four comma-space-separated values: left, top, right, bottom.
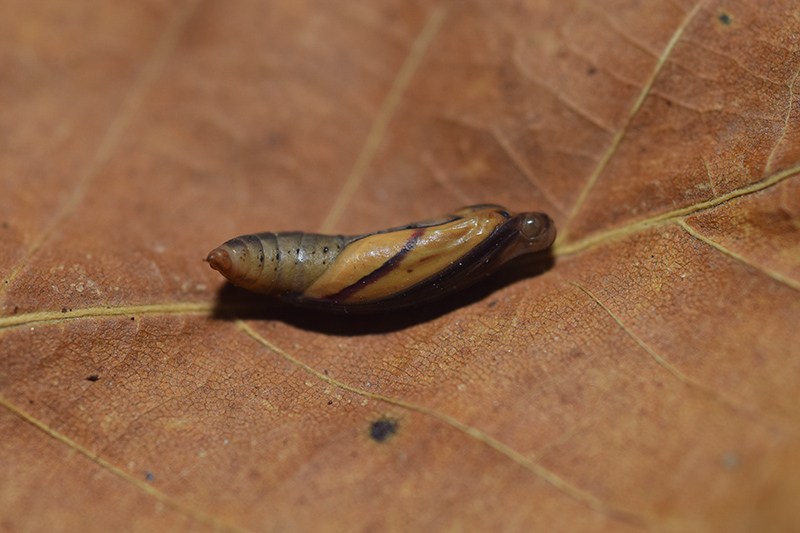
267, 132, 287, 148
131, 317, 135, 321
86, 375, 100, 382
145, 471, 155, 482
488, 301, 497, 308
267, 132, 286, 147
61, 307, 67, 313
1, 222, 8, 229
718, 12, 732, 25
569, 347, 585, 359
370, 418, 398, 442
328, 400, 333, 405
721, 452, 739, 469
587, 66, 597, 75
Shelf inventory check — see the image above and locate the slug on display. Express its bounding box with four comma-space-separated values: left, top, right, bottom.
206, 204, 555, 312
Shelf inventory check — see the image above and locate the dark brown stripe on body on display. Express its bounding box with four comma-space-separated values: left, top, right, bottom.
302, 211, 525, 312
323, 229, 425, 302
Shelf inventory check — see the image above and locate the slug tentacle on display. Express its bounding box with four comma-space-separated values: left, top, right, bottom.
207, 205, 555, 312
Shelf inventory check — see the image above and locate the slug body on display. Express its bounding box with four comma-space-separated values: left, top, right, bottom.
207, 205, 555, 312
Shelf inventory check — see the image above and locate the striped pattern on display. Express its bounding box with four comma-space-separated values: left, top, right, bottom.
207, 205, 555, 312
303, 209, 509, 303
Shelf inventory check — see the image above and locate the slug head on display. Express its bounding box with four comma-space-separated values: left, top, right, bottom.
515, 212, 556, 253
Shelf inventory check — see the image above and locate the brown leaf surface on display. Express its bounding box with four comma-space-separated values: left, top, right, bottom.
2, 0, 800, 531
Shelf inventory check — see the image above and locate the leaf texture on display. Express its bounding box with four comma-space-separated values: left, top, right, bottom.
2, 0, 800, 531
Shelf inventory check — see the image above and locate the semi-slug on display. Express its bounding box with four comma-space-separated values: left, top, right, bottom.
206, 204, 555, 312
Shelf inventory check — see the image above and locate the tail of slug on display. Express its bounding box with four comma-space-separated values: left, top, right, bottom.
206, 232, 348, 295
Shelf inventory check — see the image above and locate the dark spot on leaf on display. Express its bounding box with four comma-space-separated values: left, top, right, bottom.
323, 247, 329, 253
130, 317, 135, 321
488, 301, 497, 308
267, 132, 286, 147
1, 222, 7, 229
718, 12, 732, 25
587, 66, 597, 75
145, 471, 155, 482
370, 418, 398, 442
61, 307, 67, 313
721, 452, 739, 468
327, 400, 333, 405
86, 375, 100, 382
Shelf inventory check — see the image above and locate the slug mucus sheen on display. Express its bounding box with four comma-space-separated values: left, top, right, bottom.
206, 205, 555, 312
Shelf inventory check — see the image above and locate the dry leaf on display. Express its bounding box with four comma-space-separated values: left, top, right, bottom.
2, 0, 799, 531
